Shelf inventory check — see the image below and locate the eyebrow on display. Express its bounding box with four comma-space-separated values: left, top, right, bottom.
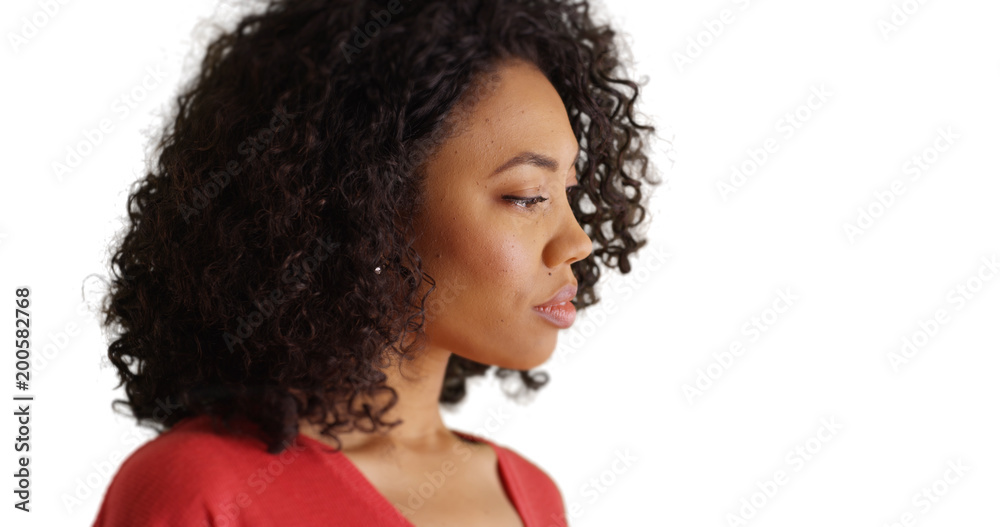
490, 148, 581, 178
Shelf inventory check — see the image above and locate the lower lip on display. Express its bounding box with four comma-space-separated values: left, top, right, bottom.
533, 302, 576, 328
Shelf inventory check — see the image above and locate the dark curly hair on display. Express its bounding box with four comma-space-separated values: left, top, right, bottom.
100, 0, 661, 454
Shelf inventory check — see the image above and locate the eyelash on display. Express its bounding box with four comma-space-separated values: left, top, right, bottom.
503, 185, 581, 210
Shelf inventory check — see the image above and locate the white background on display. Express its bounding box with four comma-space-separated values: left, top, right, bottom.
2, 0, 999, 525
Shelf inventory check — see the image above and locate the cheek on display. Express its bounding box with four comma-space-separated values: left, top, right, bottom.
461, 225, 525, 287
430, 211, 534, 312
478, 235, 530, 296
449, 232, 534, 343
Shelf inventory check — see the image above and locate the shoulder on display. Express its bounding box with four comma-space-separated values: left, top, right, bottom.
107, 414, 266, 486
93, 415, 276, 526
456, 430, 568, 524
494, 442, 566, 505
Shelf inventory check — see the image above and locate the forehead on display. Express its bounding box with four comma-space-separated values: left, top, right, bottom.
429, 59, 577, 177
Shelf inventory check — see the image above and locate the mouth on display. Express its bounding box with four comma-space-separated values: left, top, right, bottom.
533, 301, 576, 328
533, 283, 578, 328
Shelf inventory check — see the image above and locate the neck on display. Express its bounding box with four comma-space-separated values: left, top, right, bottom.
298, 344, 461, 452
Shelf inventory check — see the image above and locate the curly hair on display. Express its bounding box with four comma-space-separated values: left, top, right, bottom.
100, 0, 660, 454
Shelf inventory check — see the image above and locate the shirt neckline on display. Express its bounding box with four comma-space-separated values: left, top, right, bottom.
295, 428, 526, 526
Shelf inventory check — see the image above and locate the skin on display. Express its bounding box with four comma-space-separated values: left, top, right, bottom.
298, 57, 592, 526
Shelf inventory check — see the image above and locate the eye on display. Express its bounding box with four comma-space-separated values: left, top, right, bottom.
502, 195, 549, 209
502, 185, 579, 210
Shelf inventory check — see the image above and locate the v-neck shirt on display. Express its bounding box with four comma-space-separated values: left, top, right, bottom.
92, 414, 568, 526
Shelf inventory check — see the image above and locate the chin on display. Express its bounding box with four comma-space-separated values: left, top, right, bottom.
472, 340, 558, 371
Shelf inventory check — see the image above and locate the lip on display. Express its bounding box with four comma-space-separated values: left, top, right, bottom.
535, 283, 578, 307
533, 282, 578, 329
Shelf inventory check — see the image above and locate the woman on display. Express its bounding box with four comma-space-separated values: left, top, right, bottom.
93, 0, 658, 525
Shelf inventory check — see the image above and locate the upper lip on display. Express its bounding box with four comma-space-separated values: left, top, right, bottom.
535, 282, 578, 307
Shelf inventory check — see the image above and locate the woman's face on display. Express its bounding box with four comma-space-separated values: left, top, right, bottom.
411, 58, 593, 370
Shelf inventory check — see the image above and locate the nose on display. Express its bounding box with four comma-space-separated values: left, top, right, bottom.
542, 193, 593, 268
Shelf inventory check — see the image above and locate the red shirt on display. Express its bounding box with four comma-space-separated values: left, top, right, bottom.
93, 415, 568, 526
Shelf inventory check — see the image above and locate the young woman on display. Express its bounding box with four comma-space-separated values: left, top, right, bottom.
93, 0, 658, 525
